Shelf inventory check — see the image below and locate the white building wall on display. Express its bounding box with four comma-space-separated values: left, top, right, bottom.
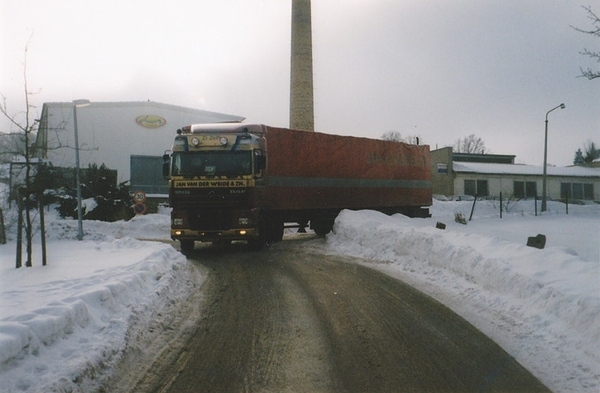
36, 101, 244, 182
454, 174, 599, 200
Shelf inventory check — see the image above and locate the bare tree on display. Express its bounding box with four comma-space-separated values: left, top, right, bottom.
0, 40, 39, 267
572, 5, 600, 80
381, 130, 421, 145
454, 134, 486, 154
381, 130, 404, 142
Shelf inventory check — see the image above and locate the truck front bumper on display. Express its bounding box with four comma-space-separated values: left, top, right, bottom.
171, 228, 259, 242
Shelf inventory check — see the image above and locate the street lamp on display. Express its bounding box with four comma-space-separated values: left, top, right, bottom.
73, 99, 90, 240
541, 103, 565, 212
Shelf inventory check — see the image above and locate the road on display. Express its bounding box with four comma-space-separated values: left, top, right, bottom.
132, 237, 549, 393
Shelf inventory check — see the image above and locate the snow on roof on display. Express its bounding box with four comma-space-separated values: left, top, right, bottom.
42, 101, 245, 122
453, 162, 600, 178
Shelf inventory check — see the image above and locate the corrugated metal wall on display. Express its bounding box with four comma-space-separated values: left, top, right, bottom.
130, 155, 168, 195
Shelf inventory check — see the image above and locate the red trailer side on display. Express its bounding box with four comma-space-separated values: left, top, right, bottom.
262, 127, 431, 215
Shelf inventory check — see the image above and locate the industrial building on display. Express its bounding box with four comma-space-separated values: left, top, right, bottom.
431, 147, 600, 202
34, 101, 244, 195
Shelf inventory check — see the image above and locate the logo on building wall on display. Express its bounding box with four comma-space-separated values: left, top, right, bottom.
136, 115, 167, 129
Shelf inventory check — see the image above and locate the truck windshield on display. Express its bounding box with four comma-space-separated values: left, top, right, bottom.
172, 151, 252, 177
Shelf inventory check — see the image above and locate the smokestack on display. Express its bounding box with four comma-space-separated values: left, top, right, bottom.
290, 0, 314, 131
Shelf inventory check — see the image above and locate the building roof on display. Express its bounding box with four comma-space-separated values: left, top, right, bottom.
40, 101, 245, 123
453, 162, 600, 178
453, 152, 515, 164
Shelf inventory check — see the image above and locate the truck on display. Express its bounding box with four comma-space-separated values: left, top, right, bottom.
162, 123, 431, 251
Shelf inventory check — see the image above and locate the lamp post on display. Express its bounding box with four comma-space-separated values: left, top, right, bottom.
73, 99, 90, 240
541, 103, 565, 212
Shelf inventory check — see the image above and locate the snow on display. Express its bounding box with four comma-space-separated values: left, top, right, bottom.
326, 200, 600, 393
0, 209, 202, 392
453, 161, 600, 177
0, 200, 599, 392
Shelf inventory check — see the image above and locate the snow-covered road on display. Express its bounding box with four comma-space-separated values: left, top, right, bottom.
0, 199, 598, 392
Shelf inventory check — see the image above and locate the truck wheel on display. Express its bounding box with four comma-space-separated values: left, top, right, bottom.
248, 219, 267, 251
267, 219, 284, 242
180, 239, 194, 253
311, 218, 334, 237
247, 238, 265, 251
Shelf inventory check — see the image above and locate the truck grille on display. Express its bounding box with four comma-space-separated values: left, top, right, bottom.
189, 208, 233, 230
171, 187, 248, 206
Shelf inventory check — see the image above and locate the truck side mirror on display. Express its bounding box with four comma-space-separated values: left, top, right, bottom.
162, 153, 171, 179
256, 155, 266, 170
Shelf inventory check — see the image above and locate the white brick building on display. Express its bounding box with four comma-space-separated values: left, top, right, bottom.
432, 147, 600, 202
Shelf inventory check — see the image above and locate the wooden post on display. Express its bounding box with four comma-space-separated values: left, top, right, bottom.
499, 192, 503, 219
16, 200, 23, 268
39, 195, 47, 266
0, 207, 6, 244
468, 194, 477, 221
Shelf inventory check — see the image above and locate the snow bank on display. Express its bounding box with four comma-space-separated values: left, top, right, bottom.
1, 199, 598, 392
0, 213, 202, 393
327, 200, 600, 392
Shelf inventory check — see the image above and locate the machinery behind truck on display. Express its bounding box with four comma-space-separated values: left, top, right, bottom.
163, 123, 432, 251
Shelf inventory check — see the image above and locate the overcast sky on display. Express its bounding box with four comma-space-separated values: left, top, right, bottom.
1, 0, 598, 166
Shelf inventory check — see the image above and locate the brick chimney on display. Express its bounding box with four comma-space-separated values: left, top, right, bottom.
290, 0, 314, 131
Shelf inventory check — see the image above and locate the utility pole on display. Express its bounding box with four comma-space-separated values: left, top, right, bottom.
541, 103, 565, 212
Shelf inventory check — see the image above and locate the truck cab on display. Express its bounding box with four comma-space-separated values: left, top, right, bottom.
163, 124, 268, 251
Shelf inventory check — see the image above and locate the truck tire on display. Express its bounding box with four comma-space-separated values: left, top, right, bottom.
267, 218, 284, 243
180, 239, 194, 253
247, 238, 264, 251
248, 218, 267, 251
311, 217, 334, 237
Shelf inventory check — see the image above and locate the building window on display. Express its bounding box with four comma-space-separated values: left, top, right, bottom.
584, 184, 593, 200
561, 182, 595, 200
477, 180, 489, 197
561, 183, 570, 199
464, 179, 488, 197
514, 181, 524, 198
464, 180, 476, 196
573, 183, 583, 199
526, 182, 537, 198
514, 181, 537, 199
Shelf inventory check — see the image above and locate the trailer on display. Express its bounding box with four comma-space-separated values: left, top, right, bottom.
163, 123, 431, 251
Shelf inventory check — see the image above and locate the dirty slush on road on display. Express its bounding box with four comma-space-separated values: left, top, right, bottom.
121, 238, 549, 393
